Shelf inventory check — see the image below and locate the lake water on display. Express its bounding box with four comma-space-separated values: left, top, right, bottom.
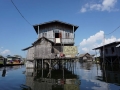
0, 62, 120, 90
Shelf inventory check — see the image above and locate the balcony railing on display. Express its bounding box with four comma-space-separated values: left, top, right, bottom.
48, 38, 74, 44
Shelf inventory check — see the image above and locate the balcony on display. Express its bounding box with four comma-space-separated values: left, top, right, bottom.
48, 38, 74, 44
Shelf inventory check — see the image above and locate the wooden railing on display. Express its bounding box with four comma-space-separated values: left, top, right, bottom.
48, 38, 74, 44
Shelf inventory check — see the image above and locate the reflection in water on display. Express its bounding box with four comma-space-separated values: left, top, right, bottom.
75, 62, 120, 90
25, 67, 80, 90
2, 67, 6, 77
97, 64, 120, 86
0, 62, 120, 90
80, 62, 93, 70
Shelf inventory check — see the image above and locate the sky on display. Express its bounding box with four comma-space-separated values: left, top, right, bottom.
0, 0, 120, 57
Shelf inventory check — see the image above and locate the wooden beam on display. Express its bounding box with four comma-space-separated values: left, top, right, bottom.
73, 26, 74, 38
38, 25, 39, 38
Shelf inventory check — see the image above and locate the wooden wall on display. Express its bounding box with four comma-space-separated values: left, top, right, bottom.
26, 47, 34, 60
34, 38, 53, 59
100, 45, 120, 57
38, 24, 74, 44
52, 46, 63, 54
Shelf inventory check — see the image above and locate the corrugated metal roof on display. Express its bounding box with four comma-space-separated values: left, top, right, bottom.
33, 20, 79, 34
93, 41, 120, 50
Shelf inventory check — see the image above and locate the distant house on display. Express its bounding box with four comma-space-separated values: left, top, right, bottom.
93, 41, 120, 64
79, 53, 93, 62
0, 56, 4, 65
6, 55, 23, 64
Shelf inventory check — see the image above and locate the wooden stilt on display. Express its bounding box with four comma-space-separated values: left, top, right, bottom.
50, 59, 51, 69
73, 62, 74, 74
42, 59, 43, 69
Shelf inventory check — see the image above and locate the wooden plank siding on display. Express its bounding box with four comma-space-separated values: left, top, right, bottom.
34, 38, 53, 59
38, 25, 74, 44
23, 20, 79, 60
26, 47, 34, 60
99, 44, 120, 57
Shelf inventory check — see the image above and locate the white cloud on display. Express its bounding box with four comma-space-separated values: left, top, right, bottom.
82, 47, 89, 53
80, 31, 104, 46
104, 36, 119, 44
81, 7, 87, 13
79, 30, 120, 55
0, 49, 11, 55
80, 0, 118, 13
118, 38, 120, 41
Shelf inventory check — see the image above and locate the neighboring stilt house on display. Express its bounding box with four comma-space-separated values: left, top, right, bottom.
22, 20, 79, 68
93, 41, 120, 64
79, 53, 93, 62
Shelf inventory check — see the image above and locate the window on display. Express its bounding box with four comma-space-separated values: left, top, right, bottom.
65, 33, 69, 38
42, 32, 47, 37
111, 47, 114, 54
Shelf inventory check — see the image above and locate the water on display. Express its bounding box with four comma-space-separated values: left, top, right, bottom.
0, 62, 120, 90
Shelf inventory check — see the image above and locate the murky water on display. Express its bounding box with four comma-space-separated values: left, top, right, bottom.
0, 62, 120, 90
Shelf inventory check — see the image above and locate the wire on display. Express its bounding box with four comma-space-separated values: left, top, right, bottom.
105, 25, 120, 35
11, 0, 32, 26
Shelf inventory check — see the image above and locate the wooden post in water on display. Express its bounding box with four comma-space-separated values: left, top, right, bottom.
34, 60, 36, 69
66, 60, 68, 69
73, 60, 74, 74
42, 59, 43, 69
70, 59, 72, 71
3, 58, 6, 67
50, 59, 51, 69
37, 60, 38, 69
58, 59, 60, 69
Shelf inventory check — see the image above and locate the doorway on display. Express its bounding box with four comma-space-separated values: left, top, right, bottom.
55, 33, 59, 38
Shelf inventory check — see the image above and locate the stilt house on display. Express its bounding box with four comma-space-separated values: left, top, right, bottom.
22, 20, 78, 68
93, 41, 120, 64
79, 53, 93, 62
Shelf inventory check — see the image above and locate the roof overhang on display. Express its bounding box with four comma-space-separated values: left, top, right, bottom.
22, 46, 33, 51
32, 37, 54, 45
33, 20, 79, 34
116, 44, 120, 47
93, 41, 120, 50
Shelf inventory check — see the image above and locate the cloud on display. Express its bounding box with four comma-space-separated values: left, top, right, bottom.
0, 49, 11, 55
80, 31, 104, 46
82, 47, 89, 52
80, 0, 118, 13
79, 30, 120, 55
80, 7, 87, 13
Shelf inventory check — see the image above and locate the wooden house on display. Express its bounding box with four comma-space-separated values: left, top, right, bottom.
22, 20, 79, 68
93, 41, 120, 64
33, 20, 78, 45
0, 56, 4, 65
79, 53, 93, 62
